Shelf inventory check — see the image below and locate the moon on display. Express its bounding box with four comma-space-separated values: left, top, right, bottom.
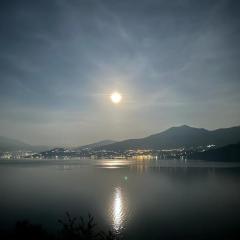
110, 92, 122, 104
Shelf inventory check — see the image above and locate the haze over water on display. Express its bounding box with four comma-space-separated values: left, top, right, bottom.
1, 158, 240, 239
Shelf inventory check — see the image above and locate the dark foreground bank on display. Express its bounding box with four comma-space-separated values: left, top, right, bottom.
0, 213, 115, 240
1, 213, 240, 240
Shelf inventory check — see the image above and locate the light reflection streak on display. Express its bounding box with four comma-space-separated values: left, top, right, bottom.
97, 159, 133, 169
110, 187, 127, 234
113, 188, 123, 231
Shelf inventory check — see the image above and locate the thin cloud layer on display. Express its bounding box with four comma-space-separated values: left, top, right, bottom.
0, 0, 240, 145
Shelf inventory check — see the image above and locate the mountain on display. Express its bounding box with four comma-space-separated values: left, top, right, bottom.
0, 136, 31, 151
98, 125, 240, 151
34, 140, 117, 158
34, 148, 73, 158
190, 142, 240, 161
75, 140, 116, 151
0, 136, 50, 152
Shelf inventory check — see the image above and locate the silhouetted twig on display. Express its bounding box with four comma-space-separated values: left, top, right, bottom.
0, 213, 117, 240
58, 212, 116, 240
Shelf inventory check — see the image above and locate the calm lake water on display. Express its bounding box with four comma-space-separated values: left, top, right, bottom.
1, 158, 240, 239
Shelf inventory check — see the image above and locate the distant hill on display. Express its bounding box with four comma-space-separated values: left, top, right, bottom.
75, 140, 116, 151
34, 148, 73, 158
0, 136, 50, 152
2, 125, 240, 154
98, 125, 240, 151
0, 136, 31, 151
190, 142, 240, 161
36, 140, 117, 158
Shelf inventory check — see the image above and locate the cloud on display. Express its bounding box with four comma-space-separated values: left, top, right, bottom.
0, 0, 239, 145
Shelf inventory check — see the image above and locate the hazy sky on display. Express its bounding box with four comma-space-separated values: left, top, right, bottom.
0, 0, 240, 146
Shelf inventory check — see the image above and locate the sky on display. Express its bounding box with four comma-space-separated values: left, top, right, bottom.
0, 0, 240, 146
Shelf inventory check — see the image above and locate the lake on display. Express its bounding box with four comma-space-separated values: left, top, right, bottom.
1, 158, 240, 239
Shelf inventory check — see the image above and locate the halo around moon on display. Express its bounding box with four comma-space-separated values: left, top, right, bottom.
110, 92, 122, 104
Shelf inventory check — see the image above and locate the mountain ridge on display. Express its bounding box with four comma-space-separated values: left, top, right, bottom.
0, 136, 31, 151
1, 125, 240, 153
0, 136, 50, 152
97, 125, 240, 151
74, 140, 116, 151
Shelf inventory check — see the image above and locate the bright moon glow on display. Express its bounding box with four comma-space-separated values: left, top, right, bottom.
110, 92, 122, 104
